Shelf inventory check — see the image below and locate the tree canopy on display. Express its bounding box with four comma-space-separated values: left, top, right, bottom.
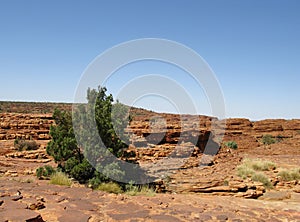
47, 86, 132, 186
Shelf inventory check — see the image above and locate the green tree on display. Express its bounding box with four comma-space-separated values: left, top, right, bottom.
46, 109, 82, 165
47, 86, 132, 185
73, 86, 130, 182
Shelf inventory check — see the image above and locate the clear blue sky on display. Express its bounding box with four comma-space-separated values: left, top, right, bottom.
0, 0, 299, 120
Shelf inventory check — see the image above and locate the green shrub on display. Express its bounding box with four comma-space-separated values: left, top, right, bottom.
96, 182, 123, 194
223, 141, 238, 149
261, 134, 276, 145
88, 177, 102, 189
64, 157, 95, 183
36, 165, 55, 179
69, 159, 95, 183
251, 172, 273, 189
278, 169, 300, 181
50, 172, 72, 186
14, 138, 38, 151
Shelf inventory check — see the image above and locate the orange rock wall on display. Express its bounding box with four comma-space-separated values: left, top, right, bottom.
0, 113, 53, 141
1, 112, 299, 151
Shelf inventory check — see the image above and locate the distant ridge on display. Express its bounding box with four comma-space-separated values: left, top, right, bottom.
0, 101, 156, 117
0, 101, 73, 114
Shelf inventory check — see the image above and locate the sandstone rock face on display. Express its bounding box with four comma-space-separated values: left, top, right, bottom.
1, 108, 299, 158
129, 113, 300, 163
0, 113, 53, 141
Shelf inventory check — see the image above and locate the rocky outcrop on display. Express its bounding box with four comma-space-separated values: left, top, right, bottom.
0, 113, 53, 141
5, 149, 49, 160
129, 114, 300, 163
1, 107, 300, 156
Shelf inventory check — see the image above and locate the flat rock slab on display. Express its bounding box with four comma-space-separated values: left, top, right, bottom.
259, 191, 291, 201
0, 208, 44, 222
149, 214, 183, 222
58, 209, 91, 222
108, 210, 150, 221
0, 198, 27, 209
106, 202, 150, 220
71, 199, 97, 211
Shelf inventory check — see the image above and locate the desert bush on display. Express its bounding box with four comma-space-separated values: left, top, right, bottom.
278, 169, 300, 181
261, 134, 276, 145
250, 160, 276, 171
251, 172, 273, 189
223, 180, 229, 186
290, 169, 300, 179
223, 141, 238, 150
125, 182, 156, 196
36, 165, 55, 179
237, 158, 276, 187
242, 158, 276, 171
14, 138, 38, 151
50, 171, 72, 186
96, 182, 123, 194
237, 165, 255, 179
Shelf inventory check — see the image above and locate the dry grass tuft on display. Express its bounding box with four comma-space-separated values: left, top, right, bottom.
125, 184, 156, 196
96, 182, 123, 194
278, 169, 300, 181
50, 172, 72, 186
237, 158, 276, 189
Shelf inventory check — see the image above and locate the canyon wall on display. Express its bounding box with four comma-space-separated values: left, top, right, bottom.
1, 107, 300, 158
